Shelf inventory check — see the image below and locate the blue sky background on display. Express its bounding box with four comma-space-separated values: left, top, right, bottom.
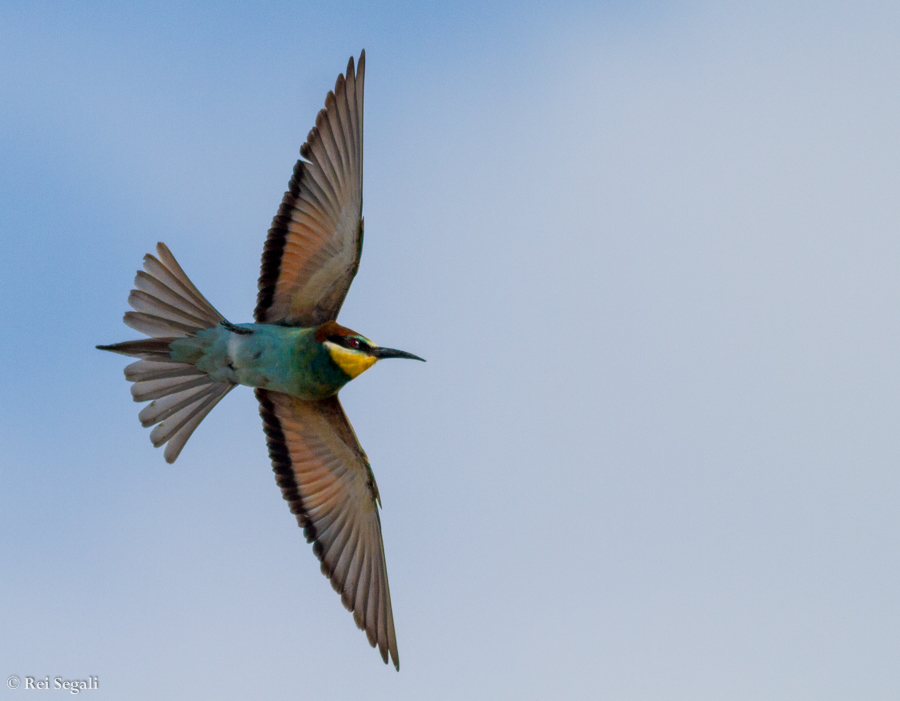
2, 1, 899, 698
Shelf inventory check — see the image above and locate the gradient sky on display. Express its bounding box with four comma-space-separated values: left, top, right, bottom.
2, 1, 899, 699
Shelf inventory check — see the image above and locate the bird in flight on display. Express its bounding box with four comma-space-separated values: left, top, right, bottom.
97, 51, 419, 670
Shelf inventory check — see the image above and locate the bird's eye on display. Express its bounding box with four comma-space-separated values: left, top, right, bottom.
348, 338, 361, 349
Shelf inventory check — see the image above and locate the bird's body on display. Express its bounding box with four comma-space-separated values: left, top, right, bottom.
97, 51, 417, 670
168, 322, 366, 400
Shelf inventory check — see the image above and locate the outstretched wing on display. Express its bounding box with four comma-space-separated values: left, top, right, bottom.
256, 389, 398, 669
255, 51, 365, 327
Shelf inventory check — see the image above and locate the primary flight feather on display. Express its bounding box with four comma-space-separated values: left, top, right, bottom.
98, 51, 422, 670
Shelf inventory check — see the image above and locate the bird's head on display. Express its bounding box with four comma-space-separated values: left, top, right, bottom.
316, 320, 425, 380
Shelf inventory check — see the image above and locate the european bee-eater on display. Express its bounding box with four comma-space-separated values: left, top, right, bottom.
98, 51, 420, 670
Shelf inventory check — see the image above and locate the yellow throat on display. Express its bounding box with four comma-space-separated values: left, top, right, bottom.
326, 342, 377, 379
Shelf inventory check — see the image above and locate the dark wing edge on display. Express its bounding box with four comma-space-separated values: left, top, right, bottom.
256, 388, 399, 670
255, 50, 365, 327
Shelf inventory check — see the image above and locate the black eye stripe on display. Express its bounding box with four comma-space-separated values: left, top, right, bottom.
327, 335, 366, 350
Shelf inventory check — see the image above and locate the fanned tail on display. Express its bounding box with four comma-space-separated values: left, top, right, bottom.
97, 243, 235, 463
125, 242, 225, 336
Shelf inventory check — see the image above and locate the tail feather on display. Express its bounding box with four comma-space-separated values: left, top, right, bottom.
97, 338, 181, 358
131, 374, 211, 402
98, 243, 235, 463
140, 243, 224, 329
134, 270, 215, 322
124, 359, 204, 382
155, 384, 233, 463
138, 384, 209, 426
124, 311, 201, 338
127, 289, 212, 328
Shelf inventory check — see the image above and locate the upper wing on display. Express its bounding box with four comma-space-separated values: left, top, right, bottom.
256, 388, 398, 669
255, 51, 365, 327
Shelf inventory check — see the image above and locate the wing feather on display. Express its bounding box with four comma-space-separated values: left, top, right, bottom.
315, 103, 346, 199
255, 52, 365, 327
364, 546, 379, 646
256, 388, 399, 670
332, 78, 355, 188
353, 544, 371, 627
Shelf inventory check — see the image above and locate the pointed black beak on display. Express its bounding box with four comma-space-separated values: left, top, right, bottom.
370, 346, 426, 362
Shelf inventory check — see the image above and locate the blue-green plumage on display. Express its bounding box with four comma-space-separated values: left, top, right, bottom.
169, 324, 352, 400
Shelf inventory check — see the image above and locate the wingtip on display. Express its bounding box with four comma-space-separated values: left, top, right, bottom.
348, 49, 365, 77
